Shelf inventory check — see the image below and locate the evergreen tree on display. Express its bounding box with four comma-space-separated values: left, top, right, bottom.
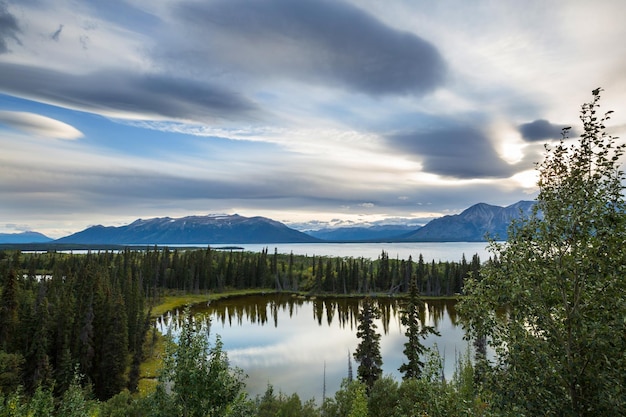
24, 285, 52, 392
93, 288, 128, 400
353, 297, 382, 393
0, 269, 19, 351
399, 278, 439, 380
0, 350, 24, 393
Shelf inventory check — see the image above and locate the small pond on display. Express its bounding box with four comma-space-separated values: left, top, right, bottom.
156, 294, 470, 401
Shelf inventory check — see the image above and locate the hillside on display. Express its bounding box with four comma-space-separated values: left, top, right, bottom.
400, 201, 536, 242
0, 231, 53, 244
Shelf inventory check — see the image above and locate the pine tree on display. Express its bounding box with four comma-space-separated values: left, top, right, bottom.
398, 278, 439, 380
0, 269, 19, 351
353, 297, 382, 393
25, 284, 53, 392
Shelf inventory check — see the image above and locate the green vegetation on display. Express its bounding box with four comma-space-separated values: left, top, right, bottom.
149, 307, 247, 417
353, 297, 382, 393
0, 244, 480, 415
461, 88, 626, 416
0, 89, 624, 415
399, 277, 439, 380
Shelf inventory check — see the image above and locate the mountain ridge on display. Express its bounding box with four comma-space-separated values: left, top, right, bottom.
398, 200, 535, 242
306, 224, 419, 242
16, 200, 537, 245
0, 231, 53, 244
56, 214, 320, 244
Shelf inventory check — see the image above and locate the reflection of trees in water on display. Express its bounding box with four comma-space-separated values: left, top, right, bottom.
324, 299, 335, 326
155, 308, 212, 337
424, 300, 460, 328
162, 294, 460, 333
188, 294, 306, 327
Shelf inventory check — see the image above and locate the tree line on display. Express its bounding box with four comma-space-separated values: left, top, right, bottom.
6, 246, 480, 298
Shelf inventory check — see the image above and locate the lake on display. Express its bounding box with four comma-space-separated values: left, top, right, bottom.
157, 294, 470, 402
163, 241, 492, 261
40, 241, 493, 262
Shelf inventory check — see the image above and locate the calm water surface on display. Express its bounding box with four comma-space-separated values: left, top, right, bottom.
181, 241, 491, 261
157, 294, 469, 402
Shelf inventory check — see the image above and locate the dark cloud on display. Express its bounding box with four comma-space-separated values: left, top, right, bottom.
0, 63, 260, 122
175, 0, 446, 96
0, 2, 20, 53
51, 24, 63, 42
388, 124, 520, 179
0, 157, 343, 217
518, 119, 574, 142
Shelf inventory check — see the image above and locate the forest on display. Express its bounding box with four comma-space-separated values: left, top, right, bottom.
1, 90, 625, 416
0, 245, 482, 416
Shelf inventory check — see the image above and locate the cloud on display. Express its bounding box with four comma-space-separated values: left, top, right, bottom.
0, 63, 260, 122
0, 1, 20, 53
173, 0, 447, 96
388, 123, 519, 178
8, 0, 622, 239
0, 111, 83, 139
3, 223, 32, 232
518, 119, 574, 142
51, 24, 63, 41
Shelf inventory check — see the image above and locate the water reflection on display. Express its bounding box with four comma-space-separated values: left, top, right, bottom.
156, 294, 468, 402
170, 294, 461, 333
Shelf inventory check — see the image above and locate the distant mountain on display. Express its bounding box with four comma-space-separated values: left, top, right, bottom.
400, 201, 536, 242
0, 231, 53, 244
52, 201, 536, 245
306, 225, 419, 241
56, 214, 320, 244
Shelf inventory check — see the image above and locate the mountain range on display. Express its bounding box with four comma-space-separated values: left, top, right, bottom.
1, 201, 537, 245
305, 225, 418, 242
54, 214, 320, 245
398, 200, 536, 242
0, 231, 54, 244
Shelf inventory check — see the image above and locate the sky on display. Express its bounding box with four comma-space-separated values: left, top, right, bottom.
1, 0, 626, 238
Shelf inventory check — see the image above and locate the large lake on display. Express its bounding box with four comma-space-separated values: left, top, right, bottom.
49, 241, 493, 262
157, 294, 469, 403
202, 241, 492, 262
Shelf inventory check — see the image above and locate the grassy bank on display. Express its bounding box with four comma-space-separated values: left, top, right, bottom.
150, 290, 462, 318
148, 288, 276, 318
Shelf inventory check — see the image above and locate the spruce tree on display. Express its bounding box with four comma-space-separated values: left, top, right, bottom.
25, 284, 52, 392
353, 297, 382, 393
0, 269, 19, 351
398, 278, 439, 380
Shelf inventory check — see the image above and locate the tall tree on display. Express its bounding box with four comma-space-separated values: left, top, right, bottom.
24, 284, 52, 392
353, 297, 382, 393
461, 89, 626, 416
0, 269, 19, 352
92, 287, 128, 400
398, 278, 439, 380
